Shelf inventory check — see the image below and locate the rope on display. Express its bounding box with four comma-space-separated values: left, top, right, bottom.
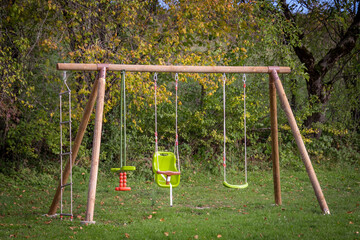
122, 70, 127, 167
67, 72, 73, 219
243, 73, 247, 183
60, 70, 73, 219
154, 73, 159, 169
222, 73, 227, 183
174, 73, 180, 171
222, 73, 248, 184
120, 72, 124, 168
154, 73, 180, 206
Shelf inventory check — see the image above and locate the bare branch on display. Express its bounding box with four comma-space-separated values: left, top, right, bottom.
317, 7, 360, 78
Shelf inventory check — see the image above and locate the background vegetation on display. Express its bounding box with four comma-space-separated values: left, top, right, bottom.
0, 0, 359, 180
0, 0, 359, 238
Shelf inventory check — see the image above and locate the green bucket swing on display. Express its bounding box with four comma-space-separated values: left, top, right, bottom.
151, 73, 181, 206
111, 70, 135, 191
222, 73, 248, 189
152, 151, 180, 188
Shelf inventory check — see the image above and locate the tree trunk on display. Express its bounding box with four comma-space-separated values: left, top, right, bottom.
303, 73, 330, 134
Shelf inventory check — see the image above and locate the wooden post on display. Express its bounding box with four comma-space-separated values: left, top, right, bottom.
82, 67, 107, 224
48, 77, 100, 216
269, 69, 330, 214
269, 73, 282, 205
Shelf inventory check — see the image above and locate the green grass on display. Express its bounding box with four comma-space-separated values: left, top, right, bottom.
0, 166, 359, 239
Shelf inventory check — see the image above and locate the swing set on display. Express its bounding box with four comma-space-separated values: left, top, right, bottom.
47, 63, 330, 224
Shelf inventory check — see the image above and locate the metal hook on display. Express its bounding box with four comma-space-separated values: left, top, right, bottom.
63, 71, 71, 92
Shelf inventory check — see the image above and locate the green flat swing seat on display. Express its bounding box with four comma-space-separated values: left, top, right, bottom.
111, 166, 136, 172
223, 181, 248, 189
152, 151, 180, 188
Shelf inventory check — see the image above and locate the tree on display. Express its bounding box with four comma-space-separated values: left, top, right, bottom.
279, 0, 360, 135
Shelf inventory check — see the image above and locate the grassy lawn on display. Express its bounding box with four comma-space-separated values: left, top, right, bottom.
0, 166, 359, 239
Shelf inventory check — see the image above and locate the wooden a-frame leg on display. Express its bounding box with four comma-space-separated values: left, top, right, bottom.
270, 69, 330, 215
82, 67, 107, 224
269, 73, 282, 206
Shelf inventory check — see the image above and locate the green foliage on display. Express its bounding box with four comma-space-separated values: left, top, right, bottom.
0, 0, 359, 176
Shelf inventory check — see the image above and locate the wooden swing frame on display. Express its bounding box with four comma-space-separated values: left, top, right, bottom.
47, 63, 330, 224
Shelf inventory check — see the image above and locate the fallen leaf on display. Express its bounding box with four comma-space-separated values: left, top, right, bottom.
194, 235, 199, 239
349, 221, 353, 224
160, 218, 165, 222
148, 215, 152, 219
125, 233, 130, 238
164, 232, 169, 236
217, 234, 222, 238
100, 201, 105, 206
